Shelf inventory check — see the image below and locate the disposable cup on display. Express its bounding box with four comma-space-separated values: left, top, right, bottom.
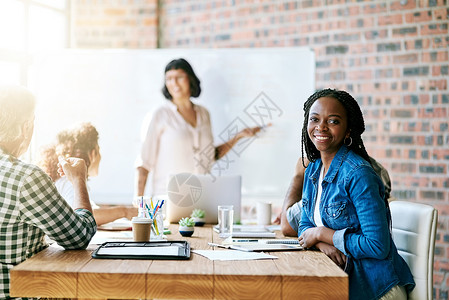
132, 217, 153, 242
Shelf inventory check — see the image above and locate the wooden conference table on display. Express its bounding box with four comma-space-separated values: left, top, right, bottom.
10, 224, 348, 300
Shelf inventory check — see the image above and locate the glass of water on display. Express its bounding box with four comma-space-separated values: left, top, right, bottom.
218, 205, 234, 239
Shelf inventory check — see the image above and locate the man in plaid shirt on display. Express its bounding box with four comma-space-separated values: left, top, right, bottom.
0, 85, 97, 299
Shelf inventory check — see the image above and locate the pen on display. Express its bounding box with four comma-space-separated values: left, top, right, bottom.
207, 242, 252, 252
208, 242, 231, 249
232, 239, 258, 243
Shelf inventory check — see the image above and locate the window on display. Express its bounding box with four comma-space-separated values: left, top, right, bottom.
0, 0, 68, 161
0, 0, 68, 86
0, 0, 25, 51
0, 61, 22, 85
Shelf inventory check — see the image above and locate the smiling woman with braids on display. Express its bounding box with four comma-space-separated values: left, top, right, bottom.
297, 89, 414, 300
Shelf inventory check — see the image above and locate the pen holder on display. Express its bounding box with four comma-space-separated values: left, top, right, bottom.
151, 211, 164, 240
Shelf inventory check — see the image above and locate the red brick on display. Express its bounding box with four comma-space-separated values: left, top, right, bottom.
432, 65, 441, 76
335, 5, 360, 17
363, 3, 387, 14
434, 271, 445, 285
349, 43, 376, 55
391, 0, 417, 11
349, 17, 375, 28
433, 261, 449, 272
417, 79, 448, 91
432, 36, 449, 48
432, 121, 449, 132
431, 177, 449, 188
322, 20, 347, 31
422, 23, 449, 35
419, 0, 448, 8
434, 7, 448, 20
378, 14, 403, 26
422, 51, 449, 62
406, 38, 433, 50
364, 29, 388, 40
415, 94, 430, 105
434, 204, 449, 216
398, 80, 417, 91
300, 0, 323, 8
393, 53, 419, 64
347, 69, 372, 81
405, 11, 433, 23
104, 8, 127, 16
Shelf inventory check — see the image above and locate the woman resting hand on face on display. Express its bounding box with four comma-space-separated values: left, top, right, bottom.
297, 89, 414, 300
40, 122, 137, 225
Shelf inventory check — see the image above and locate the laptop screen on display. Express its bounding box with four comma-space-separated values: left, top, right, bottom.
166, 173, 241, 224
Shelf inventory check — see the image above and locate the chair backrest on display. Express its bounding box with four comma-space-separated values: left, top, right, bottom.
390, 200, 438, 300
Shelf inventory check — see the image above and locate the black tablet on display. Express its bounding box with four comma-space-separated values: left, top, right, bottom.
92, 241, 190, 260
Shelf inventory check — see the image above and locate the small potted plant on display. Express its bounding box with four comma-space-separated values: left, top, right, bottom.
191, 208, 206, 227
178, 217, 195, 237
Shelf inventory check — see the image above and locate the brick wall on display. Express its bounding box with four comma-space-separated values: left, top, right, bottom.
71, 0, 158, 48
71, 0, 449, 298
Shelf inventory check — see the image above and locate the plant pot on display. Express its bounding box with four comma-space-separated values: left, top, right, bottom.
192, 217, 205, 227
179, 225, 194, 237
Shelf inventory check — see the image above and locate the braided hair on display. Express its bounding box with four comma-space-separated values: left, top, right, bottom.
300, 89, 391, 219
301, 88, 371, 168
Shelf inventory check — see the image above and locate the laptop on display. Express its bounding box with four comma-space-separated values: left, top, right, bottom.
166, 173, 241, 224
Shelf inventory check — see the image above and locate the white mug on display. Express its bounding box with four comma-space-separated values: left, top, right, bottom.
257, 201, 272, 225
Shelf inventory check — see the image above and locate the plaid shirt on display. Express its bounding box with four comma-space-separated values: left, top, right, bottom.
0, 149, 96, 299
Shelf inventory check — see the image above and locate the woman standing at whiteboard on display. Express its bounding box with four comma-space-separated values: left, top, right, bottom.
135, 58, 261, 197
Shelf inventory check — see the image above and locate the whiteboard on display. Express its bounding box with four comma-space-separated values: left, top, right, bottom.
29, 48, 315, 206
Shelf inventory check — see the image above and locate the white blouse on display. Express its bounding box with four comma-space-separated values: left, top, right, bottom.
55, 176, 99, 209
135, 101, 215, 195
314, 165, 325, 227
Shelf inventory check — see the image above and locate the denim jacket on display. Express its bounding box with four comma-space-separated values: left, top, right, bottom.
299, 145, 415, 300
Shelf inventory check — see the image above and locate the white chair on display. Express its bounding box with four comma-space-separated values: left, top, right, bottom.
390, 200, 438, 300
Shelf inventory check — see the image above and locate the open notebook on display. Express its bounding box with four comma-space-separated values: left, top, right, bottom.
210, 238, 302, 252
214, 237, 302, 252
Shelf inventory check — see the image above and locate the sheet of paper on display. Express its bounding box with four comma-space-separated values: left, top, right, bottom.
90, 231, 134, 245
90, 230, 166, 245
192, 250, 277, 261
97, 218, 132, 231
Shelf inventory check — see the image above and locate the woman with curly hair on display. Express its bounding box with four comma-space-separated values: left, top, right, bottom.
40, 122, 137, 225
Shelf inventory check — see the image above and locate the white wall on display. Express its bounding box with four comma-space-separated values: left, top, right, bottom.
29, 48, 315, 206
